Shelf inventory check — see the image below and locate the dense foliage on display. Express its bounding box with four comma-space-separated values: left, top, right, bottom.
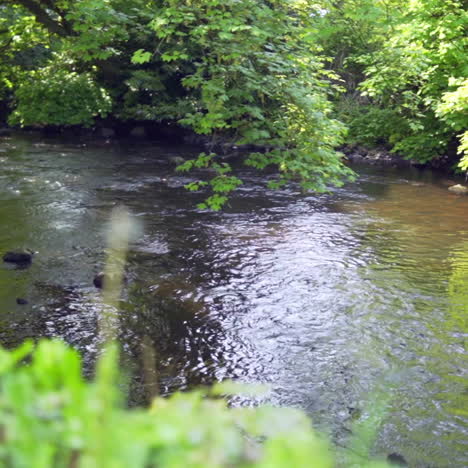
155, 0, 355, 207
0, 0, 466, 202
313, 0, 467, 168
0, 339, 395, 467
359, 0, 466, 164
0, 0, 356, 208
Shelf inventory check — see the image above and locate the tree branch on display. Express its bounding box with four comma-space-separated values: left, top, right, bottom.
15, 0, 71, 37
0, 35, 14, 55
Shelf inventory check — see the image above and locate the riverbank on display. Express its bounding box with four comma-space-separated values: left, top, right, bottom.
341, 143, 464, 175
0, 125, 464, 178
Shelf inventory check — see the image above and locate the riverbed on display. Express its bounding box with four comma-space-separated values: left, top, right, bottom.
1, 133, 467, 466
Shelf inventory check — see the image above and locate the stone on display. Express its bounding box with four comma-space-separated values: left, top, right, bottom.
3, 249, 34, 264
16, 298, 28, 305
93, 271, 126, 289
448, 184, 468, 194
93, 272, 106, 289
387, 453, 407, 466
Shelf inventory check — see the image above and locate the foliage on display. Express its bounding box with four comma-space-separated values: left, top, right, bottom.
136, 0, 354, 207
0, 3, 52, 120
9, 67, 112, 127
324, 0, 467, 168
357, 0, 467, 163
0, 0, 354, 208
2, 0, 466, 197
436, 78, 468, 170
0, 339, 395, 468
0, 0, 157, 122
334, 98, 406, 148
310, 0, 403, 94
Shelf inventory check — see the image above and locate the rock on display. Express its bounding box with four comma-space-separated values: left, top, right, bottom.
346, 153, 365, 163
448, 184, 468, 194
93, 271, 127, 289
387, 453, 407, 466
16, 298, 28, 305
93, 272, 106, 289
3, 249, 34, 264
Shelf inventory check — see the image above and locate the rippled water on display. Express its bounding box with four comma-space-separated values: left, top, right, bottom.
1, 133, 467, 466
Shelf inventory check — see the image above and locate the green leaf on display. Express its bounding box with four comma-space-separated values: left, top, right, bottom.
131, 49, 152, 64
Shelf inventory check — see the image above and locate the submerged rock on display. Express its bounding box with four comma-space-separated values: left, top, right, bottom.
448, 184, 468, 194
93, 271, 127, 289
3, 249, 34, 264
93, 272, 106, 289
387, 453, 407, 466
100, 127, 115, 138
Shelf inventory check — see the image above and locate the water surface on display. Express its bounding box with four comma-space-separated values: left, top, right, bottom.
1, 133, 467, 466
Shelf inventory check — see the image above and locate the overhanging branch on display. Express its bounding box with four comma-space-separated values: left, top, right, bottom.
15, 0, 72, 37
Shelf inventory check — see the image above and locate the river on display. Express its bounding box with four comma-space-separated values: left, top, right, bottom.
0, 133, 467, 466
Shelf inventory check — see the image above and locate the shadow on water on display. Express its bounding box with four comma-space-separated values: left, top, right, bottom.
1, 133, 467, 466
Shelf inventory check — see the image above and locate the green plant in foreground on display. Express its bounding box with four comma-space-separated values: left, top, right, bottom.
0, 339, 395, 468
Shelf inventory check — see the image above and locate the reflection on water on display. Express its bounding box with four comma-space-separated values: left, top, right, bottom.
1, 134, 467, 466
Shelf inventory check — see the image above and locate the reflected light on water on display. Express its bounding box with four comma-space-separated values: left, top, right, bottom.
0, 135, 467, 466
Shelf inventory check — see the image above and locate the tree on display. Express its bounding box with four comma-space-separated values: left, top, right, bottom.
313, 0, 467, 171
0, 0, 354, 208
0, 0, 154, 126
358, 0, 467, 164
136, 0, 353, 208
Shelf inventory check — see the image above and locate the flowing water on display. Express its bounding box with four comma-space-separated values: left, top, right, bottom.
0, 133, 467, 466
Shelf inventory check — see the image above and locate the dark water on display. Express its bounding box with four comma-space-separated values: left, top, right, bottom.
1, 133, 467, 466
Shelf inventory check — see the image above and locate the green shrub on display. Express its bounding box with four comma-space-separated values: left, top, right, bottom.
0, 339, 395, 468
9, 67, 112, 127
335, 98, 406, 149
355, 0, 467, 165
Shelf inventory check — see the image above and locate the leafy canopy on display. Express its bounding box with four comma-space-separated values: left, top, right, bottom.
0, 0, 354, 208
136, 0, 354, 208
2, 0, 466, 197
312, 0, 467, 170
